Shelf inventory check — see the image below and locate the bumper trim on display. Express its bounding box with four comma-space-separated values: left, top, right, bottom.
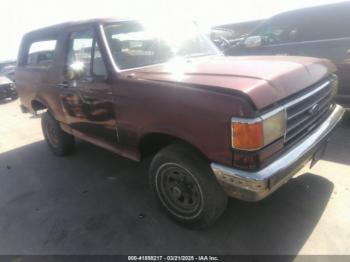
211, 104, 345, 201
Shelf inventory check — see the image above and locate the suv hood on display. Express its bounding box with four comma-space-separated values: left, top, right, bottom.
122, 55, 336, 110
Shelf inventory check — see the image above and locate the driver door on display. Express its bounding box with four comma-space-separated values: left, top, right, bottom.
59, 27, 117, 145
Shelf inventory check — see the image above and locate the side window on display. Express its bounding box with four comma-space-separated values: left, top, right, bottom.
67, 29, 107, 78
26, 40, 57, 67
255, 17, 300, 46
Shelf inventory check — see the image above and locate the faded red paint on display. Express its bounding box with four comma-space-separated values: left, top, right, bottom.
15, 19, 337, 168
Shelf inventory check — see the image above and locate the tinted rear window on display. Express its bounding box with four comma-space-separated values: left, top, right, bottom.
298, 7, 350, 41
254, 4, 350, 44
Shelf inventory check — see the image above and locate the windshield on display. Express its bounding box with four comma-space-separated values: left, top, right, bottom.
103, 20, 220, 70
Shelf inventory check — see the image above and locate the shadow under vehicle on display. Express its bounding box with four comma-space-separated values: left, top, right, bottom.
0, 138, 335, 253
226, 2, 350, 108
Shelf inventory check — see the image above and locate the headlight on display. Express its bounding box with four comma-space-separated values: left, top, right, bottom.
231, 110, 286, 151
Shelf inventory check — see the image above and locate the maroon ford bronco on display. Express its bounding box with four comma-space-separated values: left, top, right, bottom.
16, 19, 345, 228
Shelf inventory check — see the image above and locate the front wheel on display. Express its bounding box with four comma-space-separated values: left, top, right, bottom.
149, 144, 228, 228
41, 112, 75, 156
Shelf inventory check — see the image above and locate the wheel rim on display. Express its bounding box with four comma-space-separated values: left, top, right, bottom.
45, 120, 59, 147
156, 163, 203, 218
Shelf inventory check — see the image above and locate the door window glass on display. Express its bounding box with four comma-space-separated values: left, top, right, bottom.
92, 42, 107, 76
67, 30, 107, 78
68, 30, 94, 77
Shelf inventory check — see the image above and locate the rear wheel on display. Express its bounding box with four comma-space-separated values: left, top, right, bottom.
41, 112, 75, 156
149, 144, 228, 228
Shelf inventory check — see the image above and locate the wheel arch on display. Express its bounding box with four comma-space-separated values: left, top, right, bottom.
31, 99, 47, 112
138, 132, 208, 162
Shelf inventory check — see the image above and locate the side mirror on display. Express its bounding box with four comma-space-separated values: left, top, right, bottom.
243, 36, 262, 49
68, 61, 85, 80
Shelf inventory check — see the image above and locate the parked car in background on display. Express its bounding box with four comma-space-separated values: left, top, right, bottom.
226, 2, 350, 108
1, 65, 16, 81
0, 60, 16, 71
16, 18, 344, 228
209, 27, 236, 50
210, 20, 264, 52
0, 76, 17, 101
0, 60, 17, 81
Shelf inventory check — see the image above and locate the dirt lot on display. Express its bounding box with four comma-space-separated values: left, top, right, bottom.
0, 99, 349, 255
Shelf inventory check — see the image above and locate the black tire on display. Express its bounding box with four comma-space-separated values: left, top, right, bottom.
41, 111, 75, 156
149, 144, 228, 228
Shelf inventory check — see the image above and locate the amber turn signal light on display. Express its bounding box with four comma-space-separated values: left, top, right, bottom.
231, 110, 286, 151
231, 122, 264, 150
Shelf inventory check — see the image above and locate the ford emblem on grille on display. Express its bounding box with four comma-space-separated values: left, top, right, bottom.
308, 104, 321, 115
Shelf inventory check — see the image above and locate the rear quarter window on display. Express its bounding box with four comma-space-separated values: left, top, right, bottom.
24, 39, 57, 68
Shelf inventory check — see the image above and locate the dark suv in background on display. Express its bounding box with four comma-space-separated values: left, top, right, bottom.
226, 2, 350, 108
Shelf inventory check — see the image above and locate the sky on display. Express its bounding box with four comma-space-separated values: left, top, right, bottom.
0, 0, 346, 61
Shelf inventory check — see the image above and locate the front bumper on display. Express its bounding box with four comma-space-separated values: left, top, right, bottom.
211, 104, 345, 201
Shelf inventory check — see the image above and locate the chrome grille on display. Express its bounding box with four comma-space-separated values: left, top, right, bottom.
284, 79, 334, 145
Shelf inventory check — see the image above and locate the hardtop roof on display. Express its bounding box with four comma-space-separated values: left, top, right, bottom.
23, 17, 132, 39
